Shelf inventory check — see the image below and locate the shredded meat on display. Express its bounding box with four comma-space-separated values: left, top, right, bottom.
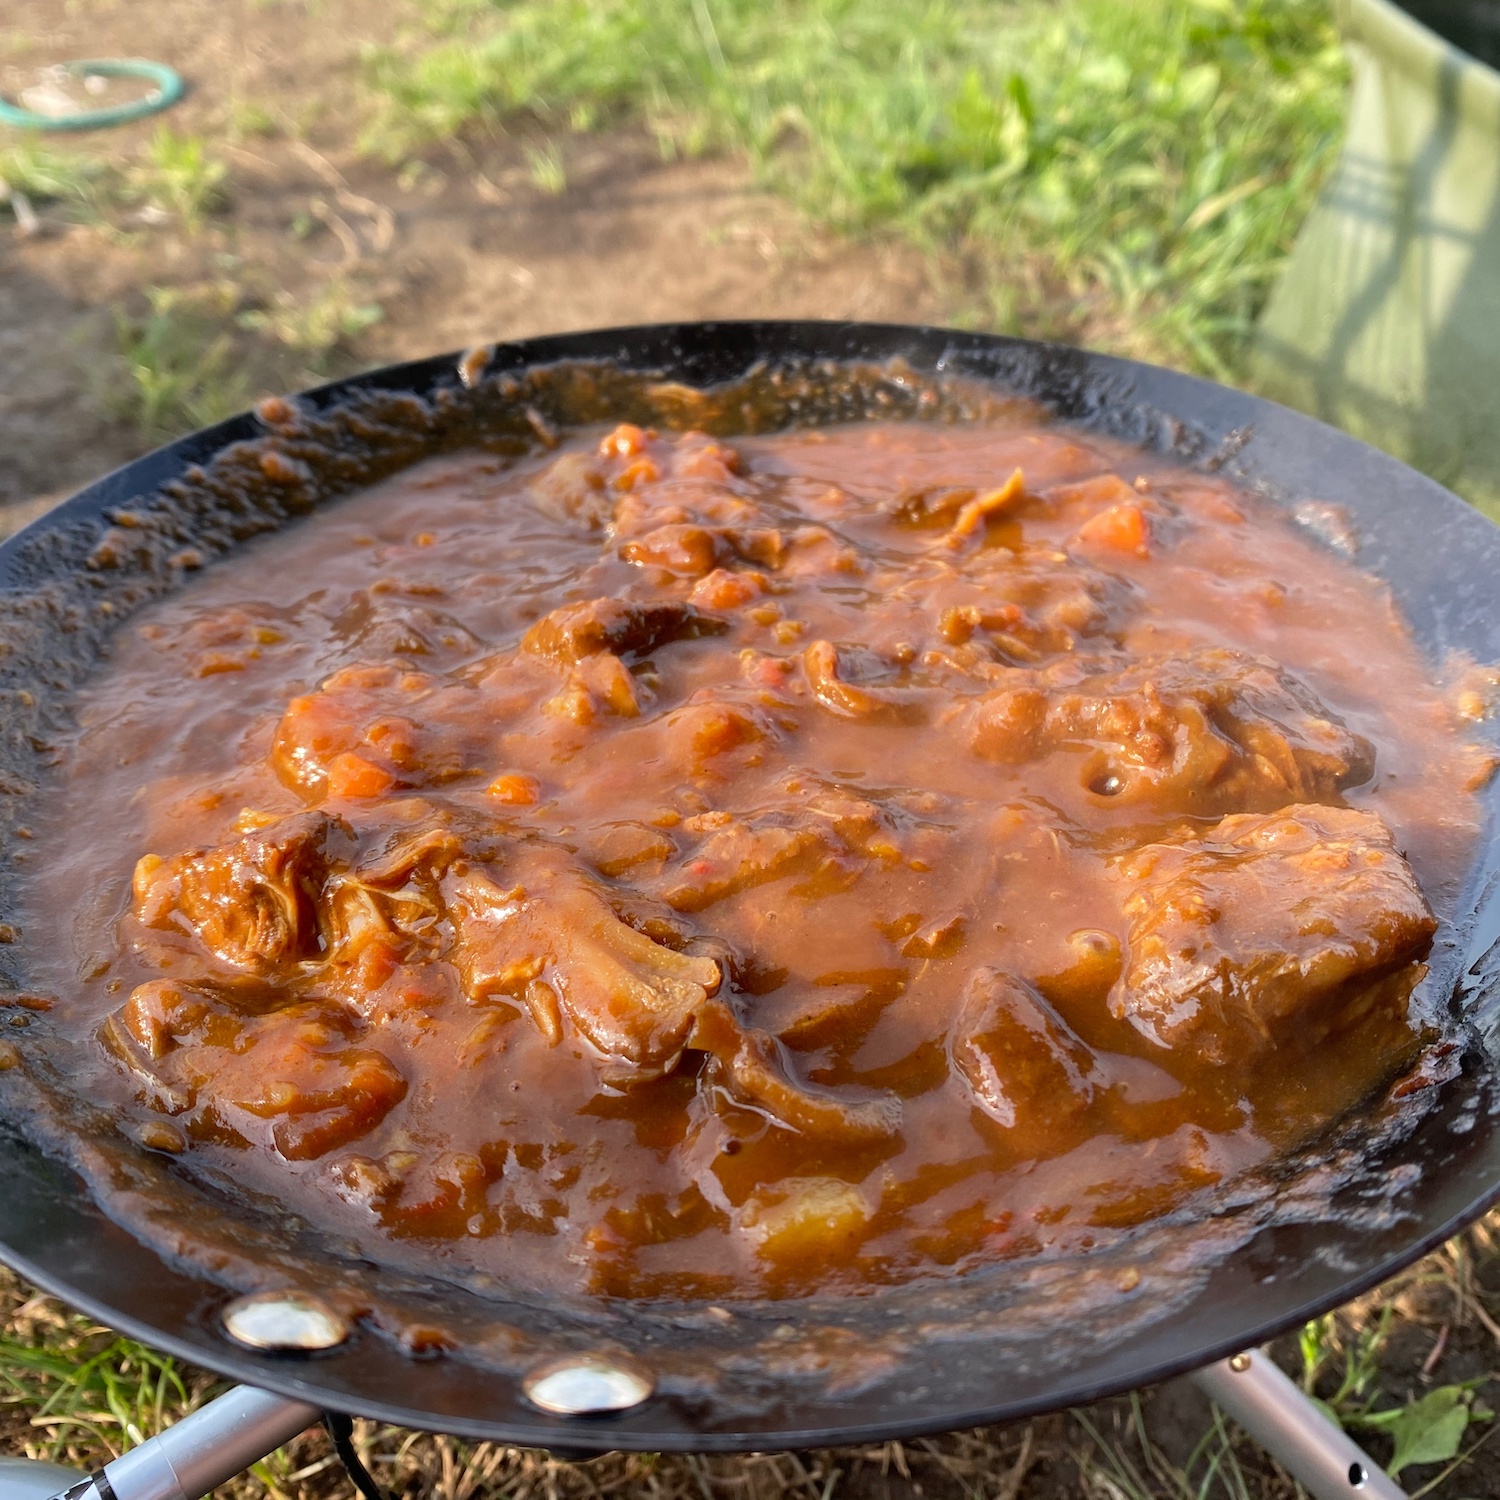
332, 590, 483, 661
521, 597, 727, 664
1113, 805, 1436, 1065
133, 812, 352, 973
657, 816, 835, 912
692, 999, 901, 1144
968, 647, 1374, 812
446, 856, 722, 1081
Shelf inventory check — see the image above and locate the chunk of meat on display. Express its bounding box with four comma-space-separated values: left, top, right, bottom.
525, 449, 613, 530
665, 699, 769, 776
332, 590, 482, 661
804, 640, 926, 725
1113, 805, 1437, 1065
620, 524, 784, 578
272, 665, 508, 798
690, 566, 770, 611
692, 999, 901, 1144
588, 821, 677, 877
521, 597, 726, 664
101, 978, 243, 1114
658, 816, 833, 912
102, 987, 407, 1160
969, 648, 1374, 813
446, 856, 722, 1081
231, 1022, 408, 1161
542, 650, 643, 723
321, 822, 470, 977
354, 824, 467, 888
923, 551, 1123, 664
133, 812, 352, 973
949, 969, 1099, 1157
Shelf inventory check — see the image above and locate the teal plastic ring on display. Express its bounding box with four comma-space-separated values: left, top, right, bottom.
0, 59, 184, 132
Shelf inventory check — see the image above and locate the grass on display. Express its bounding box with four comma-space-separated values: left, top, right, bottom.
0, 141, 106, 223
0, 129, 227, 232
366, 0, 1347, 378
125, 127, 228, 229
0, 1274, 217, 1469
108, 286, 253, 441
237, 278, 385, 367
105, 276, 384, 441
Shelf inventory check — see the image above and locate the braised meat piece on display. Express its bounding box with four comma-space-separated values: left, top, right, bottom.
272, 664, 515, 798
1114, 805, 1437, 1065
446, 855, 723, 1081
102, 981, 406, 1160
657, 815, 833, 913
521, 597, 726, 664
133, 812, 352, 973
619, 523, 784, 578
803, 640, 926, 724
332, 590, 483, 662
691, 999, 901, 1144
969, 647, 1374, 813
914, 550, 1126, 665
949, 969, 1100, 1157
526, 449, 613, 530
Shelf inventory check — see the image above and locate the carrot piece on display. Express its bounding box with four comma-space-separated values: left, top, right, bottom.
1075, 502, 1151, 557
613, 456, 662, 490
486, 771, 541, 805
326, 751, 395, 799
600, 423, 648, 458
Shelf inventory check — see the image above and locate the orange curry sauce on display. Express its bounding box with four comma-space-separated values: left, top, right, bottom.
21, 410, 1485, 1298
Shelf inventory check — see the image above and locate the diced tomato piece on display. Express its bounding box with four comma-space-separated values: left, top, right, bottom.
1075, 502, 1151, 557
486, 771, 541, 805
326, 751, 395, 799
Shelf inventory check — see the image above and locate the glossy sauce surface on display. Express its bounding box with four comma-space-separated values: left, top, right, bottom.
20, 410, 1486, 1298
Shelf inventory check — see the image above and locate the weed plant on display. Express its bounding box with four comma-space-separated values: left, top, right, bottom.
126, 127, 228, 229
237, 279, 384, 366
0, 143, 105, 222
108, 287, 251, 440
368, 0, 1347, 377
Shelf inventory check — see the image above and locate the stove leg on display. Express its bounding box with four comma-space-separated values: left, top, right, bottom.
1189, 1349, 1405, 1499
45, 1386, 320, 1500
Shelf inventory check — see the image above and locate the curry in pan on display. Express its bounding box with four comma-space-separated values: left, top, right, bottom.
15, 394, 1489, 1299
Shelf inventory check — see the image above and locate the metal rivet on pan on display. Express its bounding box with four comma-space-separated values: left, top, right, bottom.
522, 1353, 654, 1415
1228, 1352, 1253, 1374
222, 1291, 350, 1352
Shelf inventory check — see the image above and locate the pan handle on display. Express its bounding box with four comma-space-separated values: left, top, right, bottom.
1190, 1348, 1405, 1500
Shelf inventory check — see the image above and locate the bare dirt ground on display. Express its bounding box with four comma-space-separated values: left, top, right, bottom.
0, 0, 954, 532
3, 3, 1500, 1497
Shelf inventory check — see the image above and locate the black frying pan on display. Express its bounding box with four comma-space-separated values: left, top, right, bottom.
2, 321, 1499, 1454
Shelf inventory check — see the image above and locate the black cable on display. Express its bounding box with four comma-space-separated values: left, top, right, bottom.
323, 1412, 390, 1500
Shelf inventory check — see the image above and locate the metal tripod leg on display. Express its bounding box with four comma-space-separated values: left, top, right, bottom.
41, 1387, 320, 1500
1189, 1349, 1405, 1499
0, 1350, 1399, 1500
